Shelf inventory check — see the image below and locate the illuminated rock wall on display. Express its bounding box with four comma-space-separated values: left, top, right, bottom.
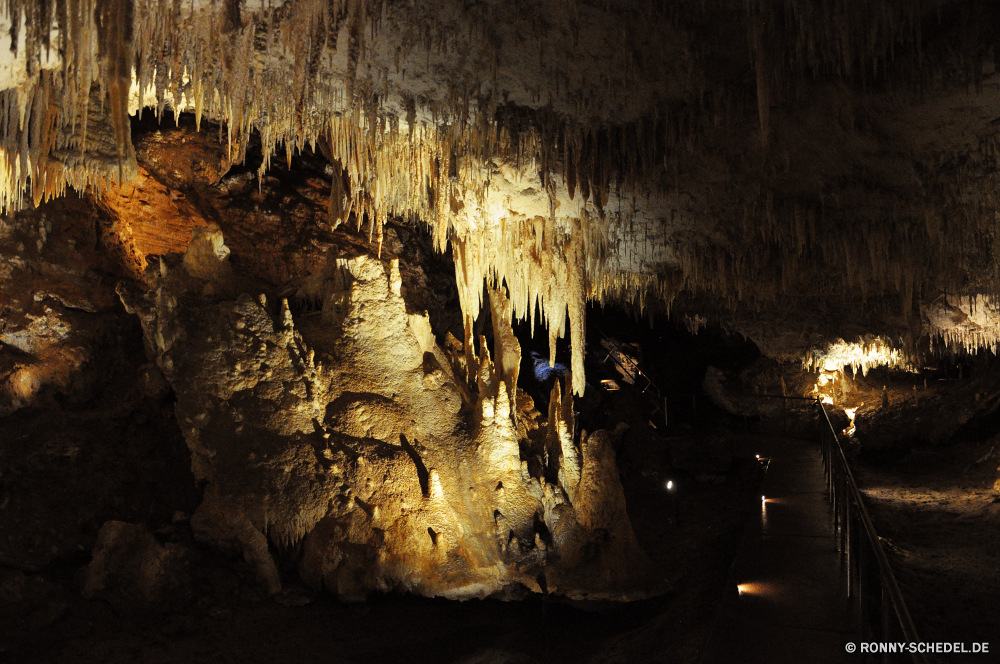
119, 232, 659, 601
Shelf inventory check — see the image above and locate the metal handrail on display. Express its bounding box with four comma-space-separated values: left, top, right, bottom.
816, 398, 929, 663
755, 393, 817, 401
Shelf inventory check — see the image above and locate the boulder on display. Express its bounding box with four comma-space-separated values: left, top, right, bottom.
81, 521, 192, 612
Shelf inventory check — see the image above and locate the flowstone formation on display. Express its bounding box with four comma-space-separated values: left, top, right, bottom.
119, 227, 658, 601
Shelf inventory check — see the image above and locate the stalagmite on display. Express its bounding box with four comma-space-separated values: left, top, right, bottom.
117, 238, 658, 601
488, 284, 521, 415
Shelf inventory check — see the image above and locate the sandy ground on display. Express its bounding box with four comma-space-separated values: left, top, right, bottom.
854, 440, 1000, 662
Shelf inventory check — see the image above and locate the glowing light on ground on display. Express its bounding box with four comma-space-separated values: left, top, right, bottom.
737, 582, 769, 596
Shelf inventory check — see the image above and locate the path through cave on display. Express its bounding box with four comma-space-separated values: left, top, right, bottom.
701, 435, 860, 664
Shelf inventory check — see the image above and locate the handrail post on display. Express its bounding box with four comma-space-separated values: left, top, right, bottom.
832, 466, 839, 547
859, 536, 869, 642
848, 502, 856, 600
882, 586, 892, 664
845, 489, 851, 594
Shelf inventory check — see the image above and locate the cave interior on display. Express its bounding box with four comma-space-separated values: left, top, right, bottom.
1, 0, 1000, 662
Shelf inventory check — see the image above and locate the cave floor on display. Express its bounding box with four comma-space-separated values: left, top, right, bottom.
700, 436, 858, 664
0, 415, 764, 664
854, 441, 1000, 663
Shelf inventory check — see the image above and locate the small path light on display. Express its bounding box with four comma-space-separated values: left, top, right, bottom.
665, 478, 681, 526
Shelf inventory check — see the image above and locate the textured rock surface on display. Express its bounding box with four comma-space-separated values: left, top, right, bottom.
81, 521, 193, 611
119, 226, 659, 600
4, 2, 1000, 390
0, 198, 116, 416
0, 6, 999, 664
0, 116, 996, 658
0, 189, 200, 573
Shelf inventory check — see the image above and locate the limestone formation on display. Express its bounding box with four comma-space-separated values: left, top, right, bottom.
119, 228, 659, 601
0, 199, 119, 416
3, 0, 1000, 632
0, 1, 998, 393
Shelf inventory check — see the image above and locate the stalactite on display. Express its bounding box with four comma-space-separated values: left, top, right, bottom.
803, 337, 914, 377
0, 0, 997, 381
747, 0, 771, 148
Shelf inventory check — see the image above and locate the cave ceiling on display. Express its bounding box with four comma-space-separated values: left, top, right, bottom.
2, 0, 1000, 385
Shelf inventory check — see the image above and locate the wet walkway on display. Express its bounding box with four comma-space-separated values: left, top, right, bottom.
699, 437, 860, 664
